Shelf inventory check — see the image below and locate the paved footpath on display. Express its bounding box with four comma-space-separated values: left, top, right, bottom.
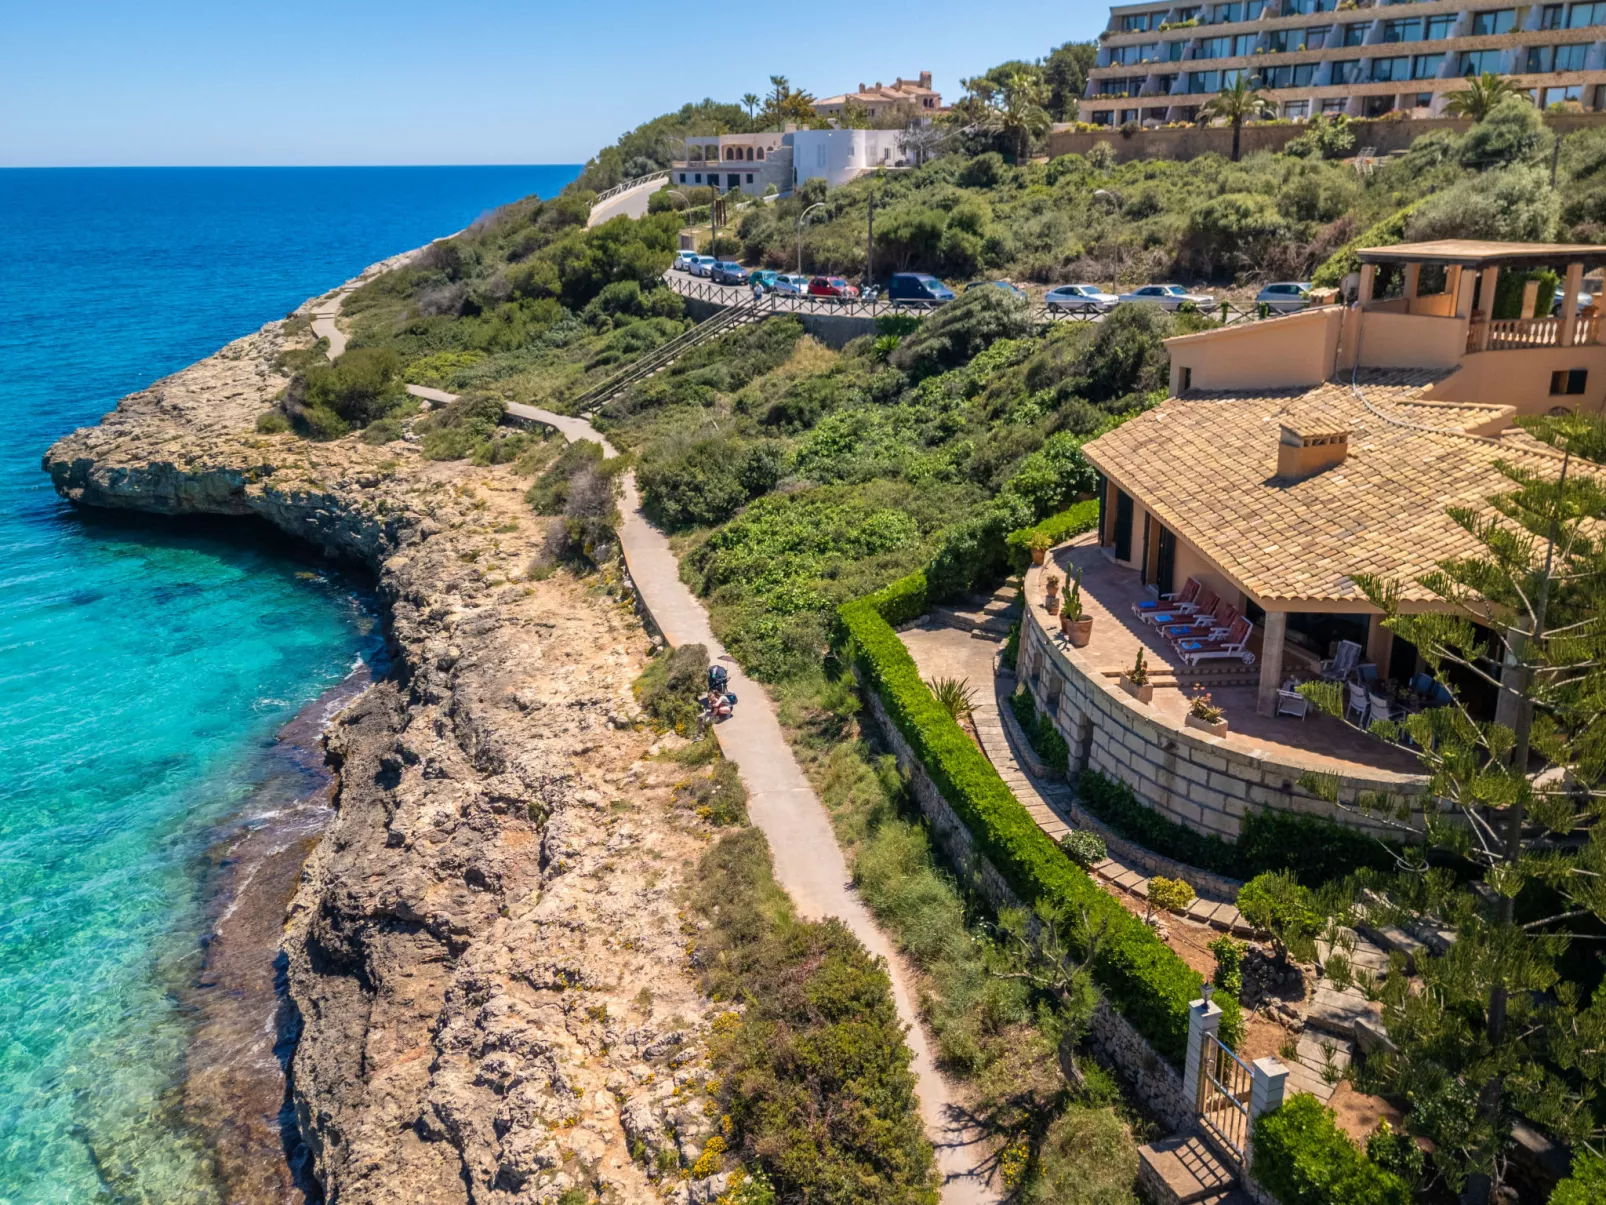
505, 404, 997, 1204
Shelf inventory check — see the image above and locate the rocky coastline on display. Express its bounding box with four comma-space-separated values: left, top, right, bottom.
45, 258, 732, 1205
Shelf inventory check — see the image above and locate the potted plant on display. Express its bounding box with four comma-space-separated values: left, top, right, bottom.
1119, 648, 1153, 704
1027, 529, 1054, 565
1186, 689, 1228, 736
1044, 572, 1061, 614
1060, 569, 1094, 646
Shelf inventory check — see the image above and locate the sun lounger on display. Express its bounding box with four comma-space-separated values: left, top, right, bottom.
1175, 616, 1256, 666
1143, 588, 1218, 629
1163, 603, 1238, 643
1132, 577, 1201, 616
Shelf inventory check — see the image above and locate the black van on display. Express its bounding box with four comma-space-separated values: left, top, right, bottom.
885, 273, 955, 303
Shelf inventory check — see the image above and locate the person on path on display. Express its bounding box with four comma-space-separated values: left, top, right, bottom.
750, 279, 763, 306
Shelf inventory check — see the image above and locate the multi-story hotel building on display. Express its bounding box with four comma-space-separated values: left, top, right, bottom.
1083, 0, 1606, 126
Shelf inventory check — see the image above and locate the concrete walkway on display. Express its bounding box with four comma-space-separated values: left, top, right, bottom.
586, 175, 667, 227
500, 403, 996, 1204
309, 290, 352, 360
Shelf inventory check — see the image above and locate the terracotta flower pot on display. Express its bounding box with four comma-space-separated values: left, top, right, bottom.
1186, 712, 1229, 737
1031, 547, 1047, 566
1119, 674, 1153, 704
1062, 615, 1093, 647
1046, 592, 1060, 615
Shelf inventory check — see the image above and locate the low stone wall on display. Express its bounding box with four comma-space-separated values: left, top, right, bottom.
1069, 802, 1244, 906
1019, 564, 1425, 846
1046, 111, 1606, 165
861, 685, 1196, 1134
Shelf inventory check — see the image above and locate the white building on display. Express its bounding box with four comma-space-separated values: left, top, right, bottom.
670, 128, 913, 197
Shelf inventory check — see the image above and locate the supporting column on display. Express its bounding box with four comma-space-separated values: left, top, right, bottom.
1477, 266, 1500, 349
1365, 612, 1392, 678
1450, 263, 1473, 318
1357, 263, 1376, 306
1521, 279, 1541, 320
1256, 610, 1288, 718
1247, 1057, 1290, 1169
1561, 261, 1584, 347
1402, 261, 1420, 313
1184, 997, 1223, 1107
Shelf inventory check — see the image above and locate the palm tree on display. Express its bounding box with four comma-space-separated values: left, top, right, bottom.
1200, 72, 1274, 162
1443, 71, 1522, 121
998, 71, 1052, 164
741, 93, 761, 122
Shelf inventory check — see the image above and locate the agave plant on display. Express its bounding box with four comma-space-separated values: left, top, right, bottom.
927, 675, 977, 721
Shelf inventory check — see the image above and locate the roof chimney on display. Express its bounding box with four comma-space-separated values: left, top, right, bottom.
1277, 424, 1349, 480
858, 83, 866, 92
920, 71, 932, 89
875, 81, 883, 89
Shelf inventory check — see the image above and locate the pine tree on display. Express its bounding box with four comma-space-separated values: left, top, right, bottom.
1299, 414, 1606, 1201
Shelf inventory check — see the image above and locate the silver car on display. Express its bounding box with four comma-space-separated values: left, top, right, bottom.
1045, 284, 1119, 313
1256, 282, 1311, 313
1118, 284, 1214, 310
688, 255, 717, 278
771, 273, 810, 296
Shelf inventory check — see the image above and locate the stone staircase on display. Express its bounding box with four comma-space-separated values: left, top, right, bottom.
928, 580, 1021, 640
571, 300, 760, 416
1137, 1136, 1250, 1205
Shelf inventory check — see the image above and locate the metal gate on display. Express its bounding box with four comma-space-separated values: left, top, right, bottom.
1197, 1032, 1253, 1166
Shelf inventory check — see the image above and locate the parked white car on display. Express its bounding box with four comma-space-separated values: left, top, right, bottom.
673, 250, 700, 272
1119, 284, 1214, 310
1045, 284, 1119, 313
1256, 281, 1311, 313
771, 273, 810, 296
688, 255, 717, 278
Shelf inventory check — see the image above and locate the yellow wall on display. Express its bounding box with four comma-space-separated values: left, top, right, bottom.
1424, 345, 1606, 417
1166, 307, 1341, 394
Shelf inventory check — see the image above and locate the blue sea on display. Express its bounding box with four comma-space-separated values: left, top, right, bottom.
0, 165, 579, 1204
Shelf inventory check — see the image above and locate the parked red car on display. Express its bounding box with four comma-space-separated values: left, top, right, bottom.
808, 276, 860, 300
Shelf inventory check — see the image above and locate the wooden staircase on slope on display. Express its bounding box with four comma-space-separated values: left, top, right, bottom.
570, 301, 761, 416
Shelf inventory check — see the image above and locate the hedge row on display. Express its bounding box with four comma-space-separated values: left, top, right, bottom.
1008, 689, 1069, 776
1003, 500, 1102, 570
1251, 1095, 1410, 1205
1077, 770, 1400, 887
837, 573, 1237, 1066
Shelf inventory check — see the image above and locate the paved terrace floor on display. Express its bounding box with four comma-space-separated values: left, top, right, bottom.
1046, 536, 1422, 778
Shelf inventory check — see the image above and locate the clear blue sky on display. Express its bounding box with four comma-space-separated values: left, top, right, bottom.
0, 0, 1107, 167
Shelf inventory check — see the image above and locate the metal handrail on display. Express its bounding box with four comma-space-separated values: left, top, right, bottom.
570, 302, 757, 414
591, 170, 670, 205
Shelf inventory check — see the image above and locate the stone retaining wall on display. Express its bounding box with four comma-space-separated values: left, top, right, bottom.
1018, 572, 1425, 847
860, 685, 1196, 1134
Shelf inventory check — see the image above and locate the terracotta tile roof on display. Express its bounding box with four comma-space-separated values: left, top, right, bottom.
1358, 240, 1606, 270
1080, 372, 1576, 608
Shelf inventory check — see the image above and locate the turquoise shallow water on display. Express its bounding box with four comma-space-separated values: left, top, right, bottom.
0, 165, 578, 1203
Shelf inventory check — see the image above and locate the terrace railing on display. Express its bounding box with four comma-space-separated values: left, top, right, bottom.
1467, 314, 1603, 352
590, 170, 669, 205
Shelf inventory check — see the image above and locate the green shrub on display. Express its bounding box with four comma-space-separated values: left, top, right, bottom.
635, 642, 709, 734
1147, 875, 1194, 913
836, 581, 1231, 1064
889, 288, 1035, 380
1059, 829, 1107, 869
1251, 1095, 1410, 1205
255, 410, 290, 434
1237, 871, 1319, 961
637, 436, 785, 529
415, 395, 506, 461
360, 417, 404, 445
1007, 689, 1069, 776
1363, 1121, 1424, 1190
693, 829, 938, 1205
674, 755, 748, 826
1551, 1149, 1606, 1205
1005, 500, 1100, 569
1208, 934, 1244, 996
292, 346, 406, 428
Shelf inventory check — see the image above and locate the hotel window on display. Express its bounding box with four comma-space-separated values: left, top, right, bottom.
1188, 69, 1224, 91
694, 173, 703, 184
1284, 99, 1311, 118
1167, 39, 1188, 60
1460, 49, 1504, 74
1541, 3, 1565, 27
1139, 41, 1164, 59
1259, 62, 1316, 87
1371, 56, 1410, 82
1305, 24, 1332, 48
745, 173, 753, 183
1413, 53, 1445, 78
1247, 0, 1266, 17
1414, 92, 1434, 108
1364, 95, 1396, 117
1330, 58, 1364, 84
1552, 368, 1588, 394
1322, 97, 1348, 113
1383, 18, 1422, 42
1426, 14, 1457, 39
1266, 28, 1290, 51
1155, 73, 1179, 91
1341, 22, 1368, 46
1113, 44, 1143, 65
1283, 0, 1335, 14
1175, 6, 1200, 21
1530, 43, 1589, 71
1569, 1, 1606, 27
1196, 35, 1232, 58
1091, 110, 1114, 125
678, 173, 687, 183
1541, 83, 1586, 104
1120, 108, 1140, 122
1470, 9, 1516, 35
756, 147, 764, 159
1209, 3, 1242, 24
1119, 11, 1156, 32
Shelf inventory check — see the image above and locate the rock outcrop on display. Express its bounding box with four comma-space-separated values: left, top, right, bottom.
45, 266, 731, 1205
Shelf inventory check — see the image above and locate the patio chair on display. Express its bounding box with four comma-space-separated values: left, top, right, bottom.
1411, 672, 1435, 696
1368, 690, 1405, 726
1345, 681, 1369, 725
1276, 689, 1309, 720
1175, 616, 1256, 666
1163, 602, 1238, 643
1143, 587, 1217, 628
1133, 577, 1201, 616
1320, 640, 1364, 682
1355, 662, 1379, 685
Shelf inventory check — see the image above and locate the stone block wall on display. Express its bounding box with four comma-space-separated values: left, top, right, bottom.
860, 685, 1196, 1134
1017, 600, 1424, 847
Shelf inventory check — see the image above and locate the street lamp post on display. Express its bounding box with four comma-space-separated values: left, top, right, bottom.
796, 202, 826, 276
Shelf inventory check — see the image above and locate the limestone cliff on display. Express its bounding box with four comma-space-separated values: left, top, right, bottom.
45, 269, 730, 1205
